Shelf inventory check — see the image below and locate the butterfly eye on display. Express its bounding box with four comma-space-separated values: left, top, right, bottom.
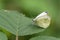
33, 12, 51, 28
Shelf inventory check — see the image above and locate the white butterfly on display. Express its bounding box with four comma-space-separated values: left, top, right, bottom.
33, 12, 51, 28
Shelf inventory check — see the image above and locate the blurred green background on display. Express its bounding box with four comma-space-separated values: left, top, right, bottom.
0, 0, 60, 40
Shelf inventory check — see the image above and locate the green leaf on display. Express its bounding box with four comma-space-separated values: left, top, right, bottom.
0, 10, 45, 36
30, 36, 60, 40
0, 32, 8, 40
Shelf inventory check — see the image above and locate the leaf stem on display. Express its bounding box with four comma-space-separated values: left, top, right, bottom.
16, 32, 18, 40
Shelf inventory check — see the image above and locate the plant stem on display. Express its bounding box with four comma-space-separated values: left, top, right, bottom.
16, 32, 18, 40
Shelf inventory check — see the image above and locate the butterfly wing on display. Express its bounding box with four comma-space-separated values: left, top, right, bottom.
33, 12, 51, 28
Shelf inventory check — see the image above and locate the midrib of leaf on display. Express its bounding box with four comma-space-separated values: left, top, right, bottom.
16, 12, 21, 40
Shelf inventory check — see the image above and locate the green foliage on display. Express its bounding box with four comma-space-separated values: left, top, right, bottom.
0, 32, 8, 40
30, 36, 60, 40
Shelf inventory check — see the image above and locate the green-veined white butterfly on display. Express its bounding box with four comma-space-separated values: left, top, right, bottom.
33, 12, 51, 28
